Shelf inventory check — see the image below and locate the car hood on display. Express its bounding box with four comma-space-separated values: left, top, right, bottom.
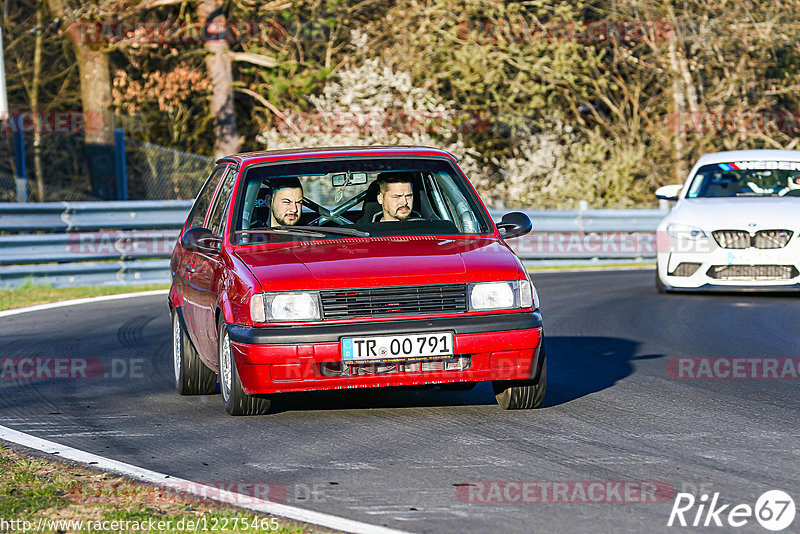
668, 198, 800, 230
235, 236, 522, 291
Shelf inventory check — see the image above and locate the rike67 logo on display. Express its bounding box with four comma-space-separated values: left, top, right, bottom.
668, 490, 796, 531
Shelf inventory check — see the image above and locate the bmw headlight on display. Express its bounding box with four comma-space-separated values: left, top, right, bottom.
250, 292, 321, 322
667, 223, 707, 241
468, 281, 538, 311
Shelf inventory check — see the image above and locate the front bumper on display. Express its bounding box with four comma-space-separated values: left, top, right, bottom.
657, 245, 800, 291
228, 311, 544, 394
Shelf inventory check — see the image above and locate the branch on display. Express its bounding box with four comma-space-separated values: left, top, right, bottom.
232, 86, 302, 135
231, 52, 279, 68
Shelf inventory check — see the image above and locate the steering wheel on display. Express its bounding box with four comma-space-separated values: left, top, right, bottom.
306, 190, 369, 226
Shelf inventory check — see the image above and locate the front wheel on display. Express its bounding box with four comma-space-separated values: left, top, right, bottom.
172, 310, 216, 395
218, 319, 271, 416
493, 347, 547, 410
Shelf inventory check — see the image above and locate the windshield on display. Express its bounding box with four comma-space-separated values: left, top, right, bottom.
231, 157, 493, 245
686, 162, 800, 198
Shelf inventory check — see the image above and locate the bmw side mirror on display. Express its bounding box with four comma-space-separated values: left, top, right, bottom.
655, 184, 683, 201
497, 212, 532, 239
181, 227, 221, 254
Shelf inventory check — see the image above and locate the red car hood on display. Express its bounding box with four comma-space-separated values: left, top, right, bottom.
235, 236, 522, 291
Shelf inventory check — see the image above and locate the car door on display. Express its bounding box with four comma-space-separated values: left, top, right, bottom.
180, 165, 230, 356
185, 165, 238, 362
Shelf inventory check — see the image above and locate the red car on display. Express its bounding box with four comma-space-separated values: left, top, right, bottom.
169, 146, 545, 415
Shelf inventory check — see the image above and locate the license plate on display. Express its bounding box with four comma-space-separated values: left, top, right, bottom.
726, 251, 773, 265
341, 332, 454, 362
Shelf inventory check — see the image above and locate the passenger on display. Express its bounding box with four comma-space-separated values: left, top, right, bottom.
269, 177, 303, 226
375, 173, 417, 222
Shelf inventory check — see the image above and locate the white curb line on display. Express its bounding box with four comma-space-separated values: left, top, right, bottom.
0, 291, 410, 534
0, 289, 170, 318
0, 425, 408, 534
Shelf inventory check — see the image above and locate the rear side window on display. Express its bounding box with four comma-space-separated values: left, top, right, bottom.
206, 168, 237, 235
185, 165, 228, 230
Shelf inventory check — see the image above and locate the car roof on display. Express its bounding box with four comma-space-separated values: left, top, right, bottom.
216, 145, 459, 166
696, 149, 800, 165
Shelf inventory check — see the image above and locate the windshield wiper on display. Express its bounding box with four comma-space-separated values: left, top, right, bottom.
235, 226, 370, 239
236, 228, 328, 238
289, 225, 369, 237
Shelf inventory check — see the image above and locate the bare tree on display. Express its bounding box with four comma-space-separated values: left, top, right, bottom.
198, 0, 240, 158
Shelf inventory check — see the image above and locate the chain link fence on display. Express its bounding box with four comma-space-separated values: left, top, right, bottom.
125, 140, 214, 200
0, 131, 214, 202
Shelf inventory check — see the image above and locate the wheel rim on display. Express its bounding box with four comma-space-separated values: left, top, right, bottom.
172, 314, 181, 383
220, 330, 233, 402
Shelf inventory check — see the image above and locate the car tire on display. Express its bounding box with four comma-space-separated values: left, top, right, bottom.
218, 319, 271, 416
656, 268, 668, 294
493, 347, 547, 410
172, 310, 217, 395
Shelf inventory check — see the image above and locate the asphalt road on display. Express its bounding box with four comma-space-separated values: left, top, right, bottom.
1, 270, 798, 533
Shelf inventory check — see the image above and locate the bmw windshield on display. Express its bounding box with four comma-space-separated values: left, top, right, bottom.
686, 162, 800, 198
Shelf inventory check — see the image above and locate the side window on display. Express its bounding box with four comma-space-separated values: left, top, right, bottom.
186, 166, 227, 230
206, 167, 237, 236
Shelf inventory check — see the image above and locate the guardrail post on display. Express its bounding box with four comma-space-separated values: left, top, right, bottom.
114, 128, 128, 201
12, 129, 27, 203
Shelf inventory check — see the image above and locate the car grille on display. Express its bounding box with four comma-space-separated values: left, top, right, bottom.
669, 262, 701, 277
712, 230, 793, 249
754, 230, 793, 249
712, 230, 750, 249
318, 356, 471, 377
319, 284, 468, 319
706, 265, 799, 281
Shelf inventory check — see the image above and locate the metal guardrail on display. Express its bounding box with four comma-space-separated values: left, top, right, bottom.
490, 209, 665, 264
0, 200, 193, 232
0, 202, 667, 288
0, 201, 192, 288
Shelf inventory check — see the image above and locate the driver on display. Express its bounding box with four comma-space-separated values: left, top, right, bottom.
269, 177, 303, 226
375, 173, 418, 222
779, 175, 800, 196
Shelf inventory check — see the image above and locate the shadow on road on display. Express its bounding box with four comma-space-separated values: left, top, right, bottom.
543, 335, 662, 408
265, 335, 662, 414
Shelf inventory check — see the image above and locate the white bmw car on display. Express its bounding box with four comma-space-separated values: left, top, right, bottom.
655, 149, 800, 292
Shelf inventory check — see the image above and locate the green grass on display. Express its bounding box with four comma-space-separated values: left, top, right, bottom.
0, 281, 170, 311
0, 453, 65, 516
0, 447, 312, 533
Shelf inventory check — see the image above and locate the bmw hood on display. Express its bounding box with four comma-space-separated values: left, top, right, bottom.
667, 198, 800, 231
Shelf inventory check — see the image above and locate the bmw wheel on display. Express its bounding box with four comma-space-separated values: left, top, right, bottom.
172, 309, 216, 395
218, 319, 271, 416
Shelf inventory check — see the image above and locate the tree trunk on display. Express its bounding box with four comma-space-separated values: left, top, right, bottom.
32, 3, 45, 201
198, 0, 241, 159
667, 37, 688, 183
666, 6, 700, 184
47, 0, 117, 198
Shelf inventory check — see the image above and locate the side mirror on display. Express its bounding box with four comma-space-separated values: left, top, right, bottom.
181, 227, 221, 254
497, 212, 532, 239
655, 184, 683, 201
